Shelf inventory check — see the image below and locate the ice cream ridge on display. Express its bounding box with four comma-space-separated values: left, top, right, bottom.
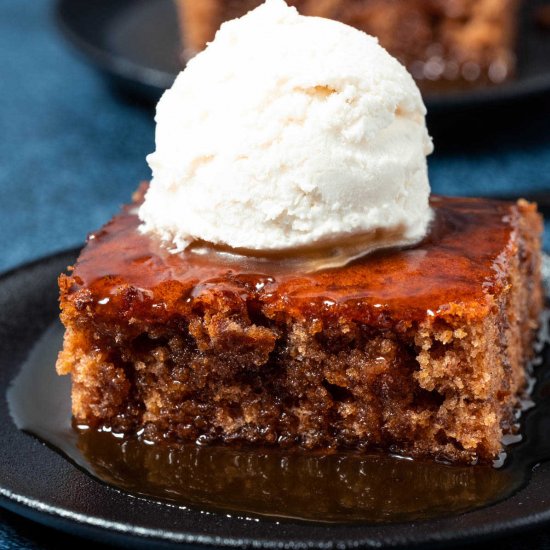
139, 0, 434, 255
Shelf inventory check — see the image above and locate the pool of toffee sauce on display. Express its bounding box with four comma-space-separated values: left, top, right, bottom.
7, 316, 550, 524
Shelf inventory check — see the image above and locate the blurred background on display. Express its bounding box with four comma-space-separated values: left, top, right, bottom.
1, 0, 550, 548
1, 0, 550, 274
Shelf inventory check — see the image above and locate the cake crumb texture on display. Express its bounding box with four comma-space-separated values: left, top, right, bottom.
57, 197, 543, 464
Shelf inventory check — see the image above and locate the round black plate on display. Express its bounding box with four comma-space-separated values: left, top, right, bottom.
55, 0, 550, 112
2, 250, 550, 548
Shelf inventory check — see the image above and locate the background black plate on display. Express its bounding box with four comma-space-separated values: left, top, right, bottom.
55, 0, 550, 112
2, 250, 550, 548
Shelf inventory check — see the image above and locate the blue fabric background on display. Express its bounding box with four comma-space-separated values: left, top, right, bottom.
1, 0, 550, 274
1, 0, 550, 548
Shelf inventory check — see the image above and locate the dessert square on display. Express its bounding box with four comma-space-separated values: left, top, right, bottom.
57, 191, 543, 464
175, 0, 520, 90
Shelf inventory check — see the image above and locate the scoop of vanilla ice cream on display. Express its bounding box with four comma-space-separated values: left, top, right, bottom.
139, 0, 433, 253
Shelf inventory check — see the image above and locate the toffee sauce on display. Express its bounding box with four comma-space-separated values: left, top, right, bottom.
7, 320, 550, 524
64, 195, 528, 327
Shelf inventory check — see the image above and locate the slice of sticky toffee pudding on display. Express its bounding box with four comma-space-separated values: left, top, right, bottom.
57, 192, 543, 464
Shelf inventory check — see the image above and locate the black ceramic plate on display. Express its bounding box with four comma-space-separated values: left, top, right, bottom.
2, 249, 550, 549
55, 0, 550, 112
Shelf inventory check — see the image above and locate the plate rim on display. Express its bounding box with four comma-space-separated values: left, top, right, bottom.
54, 0, 175, 91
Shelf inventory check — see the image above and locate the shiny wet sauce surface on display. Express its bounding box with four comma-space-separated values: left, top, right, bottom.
66, 193, 520, 324
7, 321, 550, 524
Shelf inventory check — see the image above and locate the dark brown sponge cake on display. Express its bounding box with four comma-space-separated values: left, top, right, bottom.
57, 189, 543, 464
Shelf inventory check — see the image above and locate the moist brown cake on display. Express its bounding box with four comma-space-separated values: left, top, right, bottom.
175, 0, 520, 92
56, 190, 543, 464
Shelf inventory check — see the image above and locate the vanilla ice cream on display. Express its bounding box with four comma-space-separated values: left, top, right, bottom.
139, 0, 433, 255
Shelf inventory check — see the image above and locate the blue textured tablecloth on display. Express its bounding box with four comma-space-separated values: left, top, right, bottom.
2, 1, 550, 548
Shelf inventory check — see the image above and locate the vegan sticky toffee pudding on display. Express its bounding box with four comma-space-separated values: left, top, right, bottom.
57, 190, 543, 465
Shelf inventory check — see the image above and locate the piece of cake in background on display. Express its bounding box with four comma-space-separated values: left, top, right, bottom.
175, 0, 521, 92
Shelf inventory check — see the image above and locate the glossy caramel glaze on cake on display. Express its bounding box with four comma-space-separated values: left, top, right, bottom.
57, 190, 543, 464
66, 191, 530, 323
